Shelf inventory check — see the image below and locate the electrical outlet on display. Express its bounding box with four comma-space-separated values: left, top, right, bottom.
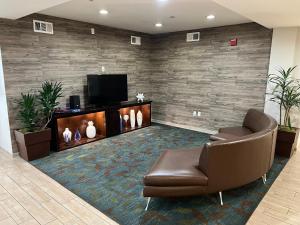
197, 111, 201, 117
91, 28, 95, 35
193, 111, 197, 117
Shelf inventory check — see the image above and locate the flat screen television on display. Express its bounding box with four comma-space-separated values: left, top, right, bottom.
87, 74, 128, 106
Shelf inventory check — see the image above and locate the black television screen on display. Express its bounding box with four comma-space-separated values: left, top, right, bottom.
87, 74, 128, 105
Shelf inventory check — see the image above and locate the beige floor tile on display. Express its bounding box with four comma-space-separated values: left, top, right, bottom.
23, 172, 74, 204
19, 218, 40, 225
45, 219, 64, 225
73, 197, 119, 225
0, 217, 17, 225
63, 199, 110, 225
42, 199, 86, 224
7, 171, 31, 186
0, 175, 55, 224
0, 204, 10, 221
0, 196, 33, 224
0, 185, 11, 201
21, 182, 52, 203
60, 218, 87, 225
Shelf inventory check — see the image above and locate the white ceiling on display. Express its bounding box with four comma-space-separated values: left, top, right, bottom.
2, 0, 300, 34
39, 0, 251, 34
212, 0, 300, 28
0, 0, 71, 20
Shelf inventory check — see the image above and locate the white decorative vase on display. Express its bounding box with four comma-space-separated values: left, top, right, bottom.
130, 109, 136, 129
86, 121, 96, 139
137, 110, 143, 127
123, 114, 129, 129
63, 128, 72, 143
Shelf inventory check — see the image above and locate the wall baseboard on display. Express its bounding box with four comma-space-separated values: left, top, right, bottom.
0, 147, 19, 158
12, 152, 19, 158
152, 119, 217, 135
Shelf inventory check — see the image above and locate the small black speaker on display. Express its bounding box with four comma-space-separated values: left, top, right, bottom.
70, 95, 80, 109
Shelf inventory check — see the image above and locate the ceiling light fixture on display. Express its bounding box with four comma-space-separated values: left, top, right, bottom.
155, 23, 163, 27
99, 9, 109, 15
206, 14, 215, 20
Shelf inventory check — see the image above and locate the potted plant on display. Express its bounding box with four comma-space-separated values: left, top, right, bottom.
14, 81, 63, 161
268, 66, 300, 157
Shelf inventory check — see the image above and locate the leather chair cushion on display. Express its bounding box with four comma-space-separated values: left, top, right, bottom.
144, 148, 208, 187
218, 126, 253, 137
209, 133, 239, 141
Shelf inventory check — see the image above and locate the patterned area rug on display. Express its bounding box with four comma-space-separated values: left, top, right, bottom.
31, 124, 288, 225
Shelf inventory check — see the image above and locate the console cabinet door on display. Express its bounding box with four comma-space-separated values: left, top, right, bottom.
106, 109, 121, 137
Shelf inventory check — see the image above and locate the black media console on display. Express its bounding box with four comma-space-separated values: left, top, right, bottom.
51, 100, 152, 151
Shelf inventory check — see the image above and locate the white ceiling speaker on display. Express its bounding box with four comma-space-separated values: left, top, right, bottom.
131, 36, 141, 45
186, 32, 200, 42
33, 20, 53, 34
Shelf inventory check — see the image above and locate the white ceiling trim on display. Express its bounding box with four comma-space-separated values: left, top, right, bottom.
0, 0, 71, 20
212, 0, 300, 28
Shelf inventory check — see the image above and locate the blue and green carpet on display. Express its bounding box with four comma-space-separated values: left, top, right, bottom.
31, 124, 287, 225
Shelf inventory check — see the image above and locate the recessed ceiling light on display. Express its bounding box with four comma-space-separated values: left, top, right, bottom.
155, 23, 163, 27
99, 9, 109, 15
206, 14, 215, 20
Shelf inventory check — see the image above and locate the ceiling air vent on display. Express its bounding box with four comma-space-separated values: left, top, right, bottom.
33, 20, 54, 34
131, 36, 141, 45
186, 32, 200, 42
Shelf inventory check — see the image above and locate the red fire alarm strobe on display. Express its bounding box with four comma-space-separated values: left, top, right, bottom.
230, 38, 238, 46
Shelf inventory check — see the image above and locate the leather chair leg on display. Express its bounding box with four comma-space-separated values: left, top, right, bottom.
262, 173, 267, 184
145, 197, 151, 211
219, 192, 223, 206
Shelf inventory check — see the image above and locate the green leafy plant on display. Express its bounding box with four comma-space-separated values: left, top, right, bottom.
38, 81, 63, 129
16, 93, 39, 132
268, 66, 300, 130
281, 86, 300, 128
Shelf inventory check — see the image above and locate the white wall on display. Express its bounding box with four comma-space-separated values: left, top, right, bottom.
0, 48, 13, 154
294, 28, 300, 150
292, 29, 300, 129
295, 29, 300, 77
264, 28, 298, 122
264, 27, 300, 149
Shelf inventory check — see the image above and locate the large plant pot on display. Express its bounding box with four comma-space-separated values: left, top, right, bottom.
275, 128, 299, 158
14, 129, 51, 161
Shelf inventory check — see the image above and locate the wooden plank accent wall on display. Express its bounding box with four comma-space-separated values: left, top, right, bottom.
150, 23, 272, 131
0, 14, 272, 153
0, 14, 152, 153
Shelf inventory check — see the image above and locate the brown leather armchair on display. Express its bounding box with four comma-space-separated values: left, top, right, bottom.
143, 109, 277, 210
